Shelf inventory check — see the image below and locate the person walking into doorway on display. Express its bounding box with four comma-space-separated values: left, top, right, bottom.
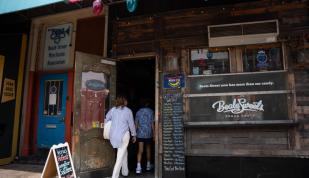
105, 96, 136, 178
135, 99, 155, 174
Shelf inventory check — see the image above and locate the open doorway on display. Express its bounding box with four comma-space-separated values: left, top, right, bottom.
116, 57, 156, 177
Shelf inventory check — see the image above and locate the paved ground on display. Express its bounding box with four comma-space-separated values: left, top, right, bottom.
0, 164, 42, 178
0, 164, 154, 178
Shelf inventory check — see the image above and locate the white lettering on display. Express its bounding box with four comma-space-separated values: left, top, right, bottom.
212, 98, 264, 114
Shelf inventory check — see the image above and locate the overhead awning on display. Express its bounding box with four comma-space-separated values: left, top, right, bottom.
0, 0, 65, 15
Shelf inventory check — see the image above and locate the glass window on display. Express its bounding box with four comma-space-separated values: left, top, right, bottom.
242, 43, 283, 72
190, 48, 230, 75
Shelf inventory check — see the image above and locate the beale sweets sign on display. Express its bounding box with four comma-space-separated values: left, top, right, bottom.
212, 98, 264, 114
188, 71, 290, 122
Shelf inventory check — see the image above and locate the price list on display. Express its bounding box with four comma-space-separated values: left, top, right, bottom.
162, 93, 185, 177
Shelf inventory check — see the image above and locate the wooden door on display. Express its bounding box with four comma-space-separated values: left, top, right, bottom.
73, 51, 116, 176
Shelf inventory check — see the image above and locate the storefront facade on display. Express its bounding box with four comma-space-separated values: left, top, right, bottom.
109, 0, 309, 177
8, 0, 308, 177
20, 6, 117, 176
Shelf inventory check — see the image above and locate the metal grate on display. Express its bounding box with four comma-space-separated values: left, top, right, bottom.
43, 80, 64, 116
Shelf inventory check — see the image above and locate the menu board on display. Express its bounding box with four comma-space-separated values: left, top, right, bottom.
41, 142, 76, 178
54, 145, 75, 177
162, 93, 185, 178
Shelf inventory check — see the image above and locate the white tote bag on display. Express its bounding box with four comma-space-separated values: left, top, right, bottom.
103, 121, 111, 139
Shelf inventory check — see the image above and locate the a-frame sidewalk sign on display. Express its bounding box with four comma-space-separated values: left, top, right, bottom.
41, 142, 76, 178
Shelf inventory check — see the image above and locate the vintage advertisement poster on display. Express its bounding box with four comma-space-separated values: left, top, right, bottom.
80, 71, 109, 131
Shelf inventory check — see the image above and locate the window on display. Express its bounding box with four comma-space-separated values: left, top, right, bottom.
190, 48, 230, 75
242, 43, 283, 72
43, 80, 64, 116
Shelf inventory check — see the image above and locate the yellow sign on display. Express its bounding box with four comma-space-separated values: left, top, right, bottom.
1, 78, 15, 103
0, 55, 4, 96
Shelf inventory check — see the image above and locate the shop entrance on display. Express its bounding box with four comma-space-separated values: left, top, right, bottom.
37, 73, 68, 148
116, 58, 156, 177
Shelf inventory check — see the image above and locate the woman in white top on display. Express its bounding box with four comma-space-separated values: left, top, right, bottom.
105, 96, 136, 178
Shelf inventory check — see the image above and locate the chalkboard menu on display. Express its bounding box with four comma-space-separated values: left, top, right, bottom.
41, 142, 76, 178
55, 145, 75, 177
162, 93, 185, 178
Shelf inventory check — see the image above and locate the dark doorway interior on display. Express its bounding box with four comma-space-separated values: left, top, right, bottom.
116, 58, 156, 175
117, 58, 155, 114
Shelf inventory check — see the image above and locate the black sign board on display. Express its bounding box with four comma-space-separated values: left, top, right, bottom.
162, 93, 185, 178
189, 71, 288, 94
42, 142, 76, 178
189, 94, 290, 122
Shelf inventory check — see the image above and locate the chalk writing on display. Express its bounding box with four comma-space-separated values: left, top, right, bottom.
212, 98, 264, 114
55, 146, 74, 178
162, 93, 185, 173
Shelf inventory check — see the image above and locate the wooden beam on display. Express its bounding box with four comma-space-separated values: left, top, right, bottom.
184, 120, 298, 128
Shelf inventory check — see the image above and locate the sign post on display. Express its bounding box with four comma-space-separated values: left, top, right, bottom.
41, 142, 76, 178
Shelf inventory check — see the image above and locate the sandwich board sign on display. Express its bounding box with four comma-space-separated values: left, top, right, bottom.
41, 142, 76, 178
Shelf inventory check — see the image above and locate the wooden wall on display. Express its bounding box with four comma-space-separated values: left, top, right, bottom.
295, 70, 309, 150
110, 0, 309, 158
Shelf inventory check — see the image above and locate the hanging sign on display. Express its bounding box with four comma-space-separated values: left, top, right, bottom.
126, 0, 138, 13
41, 142, 76, 178
43, 23, 72, 70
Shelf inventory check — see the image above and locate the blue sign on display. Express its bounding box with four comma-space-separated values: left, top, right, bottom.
85, 79, 106, 91
256, 50, 269, 68
163, 74, 185, 89
126, 0, 138, 13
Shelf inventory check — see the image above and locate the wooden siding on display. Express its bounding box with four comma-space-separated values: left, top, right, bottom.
295, 71, 309, 150
111, 0, 309, 158
186, 128, 289, 155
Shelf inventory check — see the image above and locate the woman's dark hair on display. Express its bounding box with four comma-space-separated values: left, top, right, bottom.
115, 96, 127, 108
140, 98, 151, 107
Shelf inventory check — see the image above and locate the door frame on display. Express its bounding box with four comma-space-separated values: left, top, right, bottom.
116, 52, 160, 178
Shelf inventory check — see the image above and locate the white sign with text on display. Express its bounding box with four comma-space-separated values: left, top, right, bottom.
43, 23, 72, 70
212, 97, 264, 114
